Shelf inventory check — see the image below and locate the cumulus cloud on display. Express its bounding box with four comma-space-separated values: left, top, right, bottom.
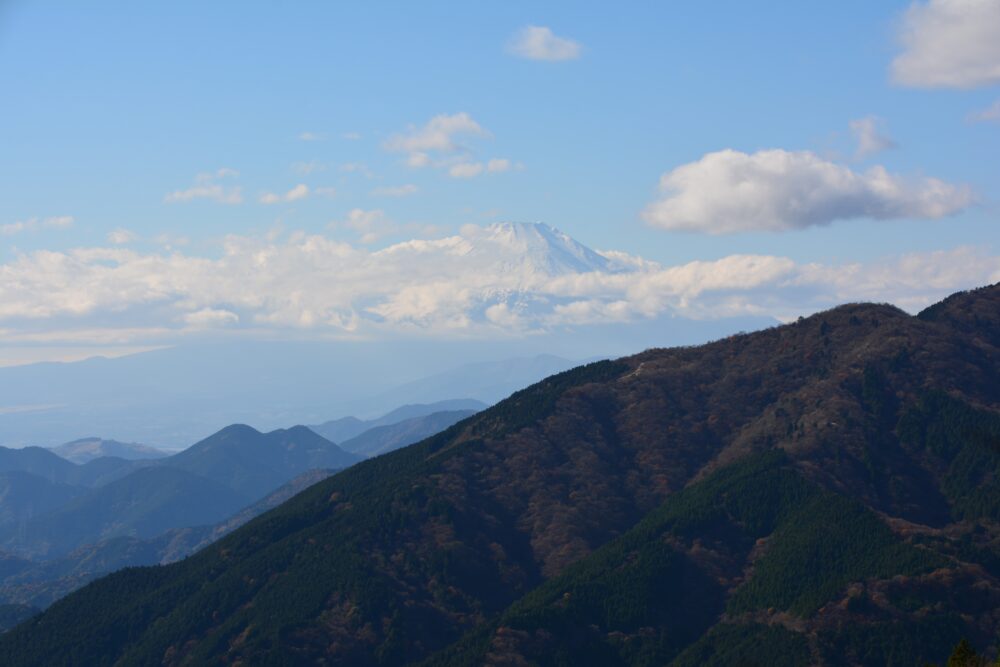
849, 116, 897, 158
1, 224, 995, 346
383, 114, 522, 180
260, 184, 309, 204
507, 26, 582, 61
891, 0, 1000, 88
164, 169, 243, 205
1, 216, 74, 236
642, 149, 972, 234
371, 184, 418, 197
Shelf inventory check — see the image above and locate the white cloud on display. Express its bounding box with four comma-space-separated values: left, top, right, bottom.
164, 169, 242, 205
448, 162, 484, 179
0, 224, 996, 343
384, 112, 488, 156
849, 116, 897, 158
314, 186, 337, 198
642, 149, 972, 234
507, 26, 582, 61
1, 216, 74, 236
371, 184, 419, 197
299, 131, 326, 141
891, 0, 1000, 88
260, 184, 310, 205
342, 131, 362, 141
384, 114, 522, 181
107, 228, 137, 244
969, 99, 1000, 122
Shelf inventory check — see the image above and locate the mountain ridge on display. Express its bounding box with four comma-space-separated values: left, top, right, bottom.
2, 285, 998, 664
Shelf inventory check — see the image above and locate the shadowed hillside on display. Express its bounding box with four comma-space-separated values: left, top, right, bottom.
2, 285, 999, 665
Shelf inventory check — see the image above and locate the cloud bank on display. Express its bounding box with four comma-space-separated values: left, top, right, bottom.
1, 223, 995, 346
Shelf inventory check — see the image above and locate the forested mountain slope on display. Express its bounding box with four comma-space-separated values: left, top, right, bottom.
2, 285, 999, 666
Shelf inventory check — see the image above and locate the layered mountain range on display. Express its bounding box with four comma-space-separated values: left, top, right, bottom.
0, 402, 480, 612
3, 284, 998, 665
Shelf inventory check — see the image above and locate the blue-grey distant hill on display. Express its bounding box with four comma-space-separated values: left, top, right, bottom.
48, 438, 165, 464
0, 425, 360, 560
309, 399, 486, 444
338, 409, 479, 458
0, 399, 482, 608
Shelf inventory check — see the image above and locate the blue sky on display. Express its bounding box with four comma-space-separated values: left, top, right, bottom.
1, 0, 999, 364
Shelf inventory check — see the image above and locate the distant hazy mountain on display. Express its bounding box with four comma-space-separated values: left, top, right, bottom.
2, 467, 247, 559
164, 425, 360, 500
338, 410, 478, 458
0, 447, 147, 489
310, 399, 486, 443
0, 469, 338, 609
0, 424, 359, 560
0, 472, 83, 527
49, 438, 165, 464
0, 448, 77, 486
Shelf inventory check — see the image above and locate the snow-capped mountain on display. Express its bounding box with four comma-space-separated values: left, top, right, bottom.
463, 222, 623, 276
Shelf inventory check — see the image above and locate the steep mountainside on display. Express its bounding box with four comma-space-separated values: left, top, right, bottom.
0, 605, 36, 633
339, 410, 479, 457
3, 285, 1000, 665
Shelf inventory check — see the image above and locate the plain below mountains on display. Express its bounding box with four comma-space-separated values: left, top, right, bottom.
4, 284, 999, 665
